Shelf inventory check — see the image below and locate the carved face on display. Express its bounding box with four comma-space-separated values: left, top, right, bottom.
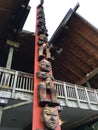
42, 106, 59, 129
39, 59, 51, 72
39, 34, 47, 42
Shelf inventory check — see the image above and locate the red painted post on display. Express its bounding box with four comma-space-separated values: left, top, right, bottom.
32, 1, 61, 130
32, 7, 44, 130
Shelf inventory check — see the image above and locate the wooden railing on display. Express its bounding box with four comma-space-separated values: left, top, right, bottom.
0, 67, 34, 94
54, 81, 98, 107
0, 67, 98, 108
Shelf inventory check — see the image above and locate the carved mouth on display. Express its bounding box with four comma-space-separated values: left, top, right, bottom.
50, 121, 56, 124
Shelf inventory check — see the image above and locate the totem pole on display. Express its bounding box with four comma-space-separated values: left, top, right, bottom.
33, 1, 61, 130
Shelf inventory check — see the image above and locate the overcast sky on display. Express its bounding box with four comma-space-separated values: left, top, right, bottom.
23, 0, 98, 40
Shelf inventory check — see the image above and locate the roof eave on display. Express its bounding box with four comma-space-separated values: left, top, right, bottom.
49, 3, 80, 44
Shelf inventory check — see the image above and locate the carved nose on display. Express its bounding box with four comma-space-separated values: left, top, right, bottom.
51, 116, 55, 121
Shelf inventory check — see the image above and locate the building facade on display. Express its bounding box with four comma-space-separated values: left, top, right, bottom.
0, 0, 98, 130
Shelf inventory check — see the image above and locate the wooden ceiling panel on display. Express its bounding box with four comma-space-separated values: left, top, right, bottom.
18, 33, 35, 55
51, 12, 98, 88
0, 0, 21, 36
52, 61, 79, 83
0, 0, 20, 10
63, 53, 89, 74
0, 10, 12, 34
69, 27, 98, 60
61, 40, 98, 69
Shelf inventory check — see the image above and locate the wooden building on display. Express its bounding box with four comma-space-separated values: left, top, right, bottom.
0, 0, 98, 130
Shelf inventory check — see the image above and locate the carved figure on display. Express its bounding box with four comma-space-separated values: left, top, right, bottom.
38, 13, 44, 19
39, 34, 47, 42
38, 81, 51, 106
36, 71, 53, 80
38, 7, 44, 14
37, 21, 46, 27
37, 0, 44, 8
45, 77, 53, 90
38, 40, 45, 46
37, 1, 60, 130
42, 106, 59, 130
38, 43, 53, 61
38, 18, 46, 26
38, 78, 59, 107
45, 46, 53, 62
38, 25, 46, 31
38, 44, 46, 61
38, 28, 48, 36
37, 20, 48, 36
39, 59, 51, 72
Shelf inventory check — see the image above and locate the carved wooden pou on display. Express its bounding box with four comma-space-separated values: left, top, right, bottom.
33, 0, 61, 130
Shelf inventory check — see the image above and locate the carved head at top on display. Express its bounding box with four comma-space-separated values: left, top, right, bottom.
42, 106, 59, 130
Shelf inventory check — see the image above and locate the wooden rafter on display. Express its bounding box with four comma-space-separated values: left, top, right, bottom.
77, 67, 98, 85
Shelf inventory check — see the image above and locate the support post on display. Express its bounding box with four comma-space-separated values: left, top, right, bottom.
6, 40, 20, 69
0, 107, 3, 124
6, 47, 14, 69
2, 40, 20, 89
